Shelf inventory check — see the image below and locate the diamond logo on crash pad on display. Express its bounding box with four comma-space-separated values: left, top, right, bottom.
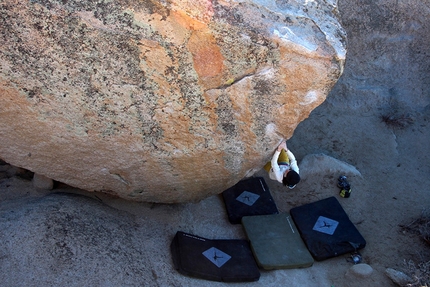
236, 191, 260, 206
312, 216, 339, 235
202, 247, 232, 268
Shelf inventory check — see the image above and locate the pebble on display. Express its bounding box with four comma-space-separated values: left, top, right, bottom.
33, 173, 54, 190
346, 263, 373, 278
385, 268, 413, 286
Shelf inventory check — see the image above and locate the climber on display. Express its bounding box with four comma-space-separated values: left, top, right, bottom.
264, 140, 300, 189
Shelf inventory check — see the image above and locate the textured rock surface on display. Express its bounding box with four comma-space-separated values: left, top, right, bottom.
0, 193, 156, 286
298, 153, 361, 180
0, 0, 345, 202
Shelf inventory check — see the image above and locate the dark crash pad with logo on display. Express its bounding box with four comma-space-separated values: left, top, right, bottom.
241, 213, 314, 270
290, 196, 366, 261
170, 231, 260, 282
222, 177, 278, 224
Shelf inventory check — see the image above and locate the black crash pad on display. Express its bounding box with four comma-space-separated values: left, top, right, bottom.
242, 214, 314, 270
171, 231, 260, 282
222, 177, 278, 224
290, 196, 366, 261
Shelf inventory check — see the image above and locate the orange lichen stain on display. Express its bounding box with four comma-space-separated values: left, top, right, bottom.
171, 10, 207, 31
187, 29, 224, 88
134, 8, 224, 89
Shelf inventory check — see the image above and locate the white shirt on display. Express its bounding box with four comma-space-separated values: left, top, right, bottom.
269, 149, 299, 184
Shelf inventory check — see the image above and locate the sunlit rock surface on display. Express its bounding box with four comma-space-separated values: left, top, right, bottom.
0, 0, 345, 202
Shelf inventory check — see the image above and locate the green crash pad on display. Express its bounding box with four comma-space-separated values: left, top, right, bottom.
241, 213, 314, 270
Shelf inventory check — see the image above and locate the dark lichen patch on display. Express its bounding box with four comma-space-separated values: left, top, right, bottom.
381, 110, 414, 129
1, 0, 162, 136
214, 93, 238, 137
128, 84, 164, 144
21, 87, 38, 99
209, 6, 279, 83
380, 99, 415, 129
249, 76, 283, 139
253, 79, 274, 95
171, 45, 211, 133
221, 122, 237, 136
140, 0, 170, 19
210, 25, 263, 72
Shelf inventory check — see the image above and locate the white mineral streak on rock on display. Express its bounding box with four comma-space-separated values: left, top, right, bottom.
235, 0, 346, 60
264, 122, 277, 137
273, 26, 318, 52
301, 90, 319, 105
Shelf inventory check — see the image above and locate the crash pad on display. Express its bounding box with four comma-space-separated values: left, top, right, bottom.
290, 196, 366, 261
170, 231, 260, 282
222, 177, 278, 224
241, 213, 314, 270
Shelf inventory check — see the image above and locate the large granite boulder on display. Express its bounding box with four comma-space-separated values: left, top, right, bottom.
0, 0, 346, 202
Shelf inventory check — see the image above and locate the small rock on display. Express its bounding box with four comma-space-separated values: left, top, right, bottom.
385, 268, 413, 286
33, 173, 54, 190
346, 263, 374, 278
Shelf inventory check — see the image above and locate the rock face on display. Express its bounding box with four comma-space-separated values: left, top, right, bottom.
0, 0, 345, 202
298, 153, 361, 180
